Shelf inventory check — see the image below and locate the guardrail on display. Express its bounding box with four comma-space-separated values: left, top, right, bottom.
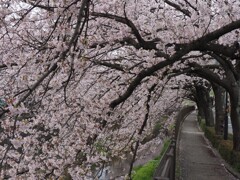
153, 106, 195, 180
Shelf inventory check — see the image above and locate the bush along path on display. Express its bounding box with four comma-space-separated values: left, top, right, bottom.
179, 111, 236, 180
132, 139, 171, 180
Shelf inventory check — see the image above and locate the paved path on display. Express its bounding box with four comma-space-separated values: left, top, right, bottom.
179, 112, 237, 180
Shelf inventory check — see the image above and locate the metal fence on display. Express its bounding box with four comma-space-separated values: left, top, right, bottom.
153, 106, 195, 180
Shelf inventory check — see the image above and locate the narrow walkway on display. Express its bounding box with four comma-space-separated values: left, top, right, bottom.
179, 112, 237, 180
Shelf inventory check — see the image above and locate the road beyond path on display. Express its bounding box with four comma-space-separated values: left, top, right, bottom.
179, 112, 237, 180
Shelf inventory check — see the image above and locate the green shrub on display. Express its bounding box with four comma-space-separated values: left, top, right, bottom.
201, 123, 240, 173
132, 160, 159, 180
132, 139, 171, 179
232, 151, 240, 172
218, 140, 233, 163
158, 139, 171, 160
204, 127, 221, 148
199, 120, 206, 131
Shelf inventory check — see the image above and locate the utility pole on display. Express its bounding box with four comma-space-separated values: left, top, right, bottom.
224, 92, 228, 140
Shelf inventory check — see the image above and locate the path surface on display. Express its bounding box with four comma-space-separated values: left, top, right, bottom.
179, 112, 237, 180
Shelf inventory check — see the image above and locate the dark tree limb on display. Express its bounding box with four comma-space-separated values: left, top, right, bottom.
17, 63, 58, 106
183, 0, 198, 12
202, 43, 240, 59
21, 0, 55, 12
91, 12, 159, 50
189, 62, 230, 90
128, 84, 156, 179
110, 19, 240, 109
92, 61, 125, 72
209, 53, 238, 80
164, 0, 191, 17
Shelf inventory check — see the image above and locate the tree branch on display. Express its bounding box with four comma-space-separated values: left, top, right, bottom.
91, 12, 158, 50
189, 62, 230, 90
202, 43, 240, 59
209, 53, 239, 80
183, 0, 198, 12
21, 0, 55, 12
128, 83, 156, 178
110, 46, 193, 109
164, 0, 191, 17
16, 63, 58, 106
110, 18, 240, 108
92, 61, 125, 72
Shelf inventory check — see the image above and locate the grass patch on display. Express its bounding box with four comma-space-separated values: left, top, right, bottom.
132, 139, 171, 180
132, 160, 159, 180
200, 121, 240, 173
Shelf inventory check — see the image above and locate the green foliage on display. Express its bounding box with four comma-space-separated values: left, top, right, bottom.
152, 122, 162, 137
132, 139, 171, 179
232, 151, 240, 172
199, 118, 206, 130
218, 140, 233, 163
132, 160, 159, 180
133, 165, 143, 172
158, 139, 171, 159
204, 126, 221, 147
168, 123, 175, 132
200, 122, 240, 173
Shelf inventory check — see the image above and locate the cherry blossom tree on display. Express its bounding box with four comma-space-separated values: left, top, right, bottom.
0, 0, 240, 179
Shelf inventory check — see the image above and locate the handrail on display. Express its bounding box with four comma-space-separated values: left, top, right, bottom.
153, 106, 195, 180
153, 140, 172, 179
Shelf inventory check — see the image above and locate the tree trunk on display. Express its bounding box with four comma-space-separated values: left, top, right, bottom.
195, 85, 214, 127
212, 83, 226, 135
229, 83, 240, 151
195, 95, 205, 123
